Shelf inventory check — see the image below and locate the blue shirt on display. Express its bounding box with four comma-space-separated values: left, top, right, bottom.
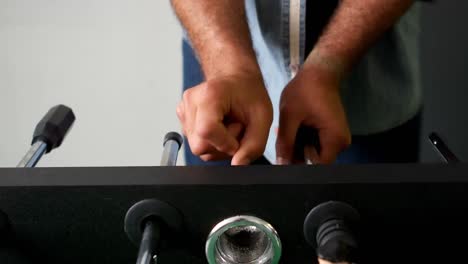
183, 1, 422, 164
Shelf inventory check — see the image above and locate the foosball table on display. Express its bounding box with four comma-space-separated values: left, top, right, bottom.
1, 105, 466, 264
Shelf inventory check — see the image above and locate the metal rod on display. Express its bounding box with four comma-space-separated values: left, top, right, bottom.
160, 139, 180, 166
136, 221, 160, 264
304, 146, 315, 165
17, 141, 48, 168
429, 132, 460, 163
294, 126, 320, 165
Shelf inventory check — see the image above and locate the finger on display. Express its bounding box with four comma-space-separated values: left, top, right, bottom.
226, 122, 244, 140
316, 129, 351, 164
184, 103, 200, 154
192, 123, 244, 159
276, 108, 302, 165
231, 109, 271, 166
195, 123, 244, 162
183, 94, 197, 136
182, 88, 227, 157
188, 135, 213, 156
318, 258, 349, 264
176, 101, 185, 123
200, 152, 232, 162
176, 102, 188, 138
196, 107, 239, 156
190, 135, 230, 158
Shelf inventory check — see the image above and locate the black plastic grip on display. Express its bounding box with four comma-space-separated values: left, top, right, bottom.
304, 201, 360, 263
32, 105, 76, 153
163, 132, 184, 150
124, 199, 183, 247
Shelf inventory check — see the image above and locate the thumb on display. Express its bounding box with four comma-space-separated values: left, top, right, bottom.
226, 122, 244, 140
316, 129, 351, 164
231, 113, 270, 166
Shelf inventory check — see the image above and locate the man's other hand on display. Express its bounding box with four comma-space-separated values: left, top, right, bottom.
276, 63, 351, 165
177, 73, 273, 165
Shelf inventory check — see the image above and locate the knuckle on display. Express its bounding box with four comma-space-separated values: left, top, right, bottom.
201, 153, 228, 162
176, 103, 184, 120
217, 142, 233, 153
200, 154, 214, 162
279, 103, 296, 117
190, 139, 209, 156
196, 123, 217, 140
182, 89, 193, 102
201, 82, 220, 100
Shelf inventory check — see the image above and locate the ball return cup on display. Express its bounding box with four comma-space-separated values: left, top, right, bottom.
0, 105, 467, 264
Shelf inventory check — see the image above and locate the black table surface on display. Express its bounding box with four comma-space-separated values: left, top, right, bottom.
0, 164, 467, 263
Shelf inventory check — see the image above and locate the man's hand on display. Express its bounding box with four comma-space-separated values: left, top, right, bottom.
276, 62, 351, 165
276, 0, 414, 165
171, 0, 272, 165
177, 73, 273, 165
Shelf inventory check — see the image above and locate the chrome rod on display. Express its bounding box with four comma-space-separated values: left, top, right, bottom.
160, 139, 180, 166
17, 141, 48, 168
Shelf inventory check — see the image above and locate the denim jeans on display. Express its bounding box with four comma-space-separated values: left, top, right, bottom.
181, 41, 421, 166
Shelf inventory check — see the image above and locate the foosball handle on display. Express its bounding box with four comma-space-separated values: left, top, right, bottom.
160, 132, 183, 166
304, 201, 360, 263
17, 105, 75, 168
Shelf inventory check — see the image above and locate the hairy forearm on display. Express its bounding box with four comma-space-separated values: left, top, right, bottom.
170, 0, 260, 79
305, 0, 414, 77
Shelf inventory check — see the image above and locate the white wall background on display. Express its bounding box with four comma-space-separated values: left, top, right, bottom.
0, 0, 184, 167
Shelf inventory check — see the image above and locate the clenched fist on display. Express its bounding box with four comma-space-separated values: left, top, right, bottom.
177, 73, 273, 165
276, 62, 351, 165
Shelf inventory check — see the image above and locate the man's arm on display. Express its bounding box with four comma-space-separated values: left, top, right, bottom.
171, 1, 273, 165
306, 0, 414, 77
170, 0, 260, 78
